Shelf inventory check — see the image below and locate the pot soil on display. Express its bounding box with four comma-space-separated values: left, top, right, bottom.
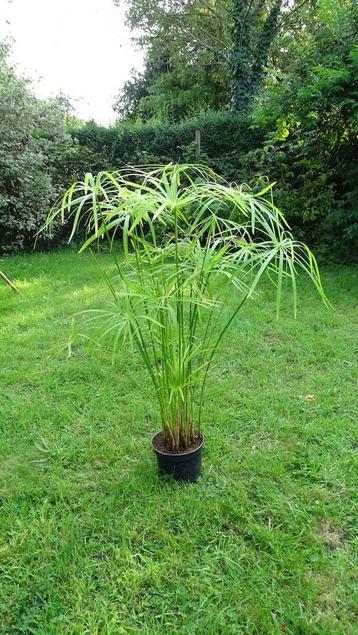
152, 432, 204, 482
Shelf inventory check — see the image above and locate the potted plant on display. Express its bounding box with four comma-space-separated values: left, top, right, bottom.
45, 164, 327, 482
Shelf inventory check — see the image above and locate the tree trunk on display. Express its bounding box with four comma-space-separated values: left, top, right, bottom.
231, 0, 253, 112
231, 0, 283, 112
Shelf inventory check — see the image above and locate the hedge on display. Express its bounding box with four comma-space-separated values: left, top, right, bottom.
72, 111, 264, 170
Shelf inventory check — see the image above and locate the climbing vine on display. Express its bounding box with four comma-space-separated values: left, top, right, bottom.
231, 0, 283, 112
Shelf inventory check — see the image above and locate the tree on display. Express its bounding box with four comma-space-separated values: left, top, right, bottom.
113, 0, 231, 120
231, 0, 283, 111
114, 0, 318, 120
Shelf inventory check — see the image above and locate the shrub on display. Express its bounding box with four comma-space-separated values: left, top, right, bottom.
73, 111, 264, 170
0, 44, 77, 254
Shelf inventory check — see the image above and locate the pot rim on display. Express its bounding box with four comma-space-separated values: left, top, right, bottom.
151, 431, 204, 457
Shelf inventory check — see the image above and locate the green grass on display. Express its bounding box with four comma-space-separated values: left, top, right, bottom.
0, 250, 357, 634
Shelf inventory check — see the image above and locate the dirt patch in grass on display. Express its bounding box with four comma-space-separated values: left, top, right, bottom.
319, 519, 345, 549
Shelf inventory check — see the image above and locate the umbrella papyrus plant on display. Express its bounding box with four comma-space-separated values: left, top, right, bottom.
45, 164, 328, 452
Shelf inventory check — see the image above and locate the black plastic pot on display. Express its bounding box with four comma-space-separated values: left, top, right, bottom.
152, 433, 204, 482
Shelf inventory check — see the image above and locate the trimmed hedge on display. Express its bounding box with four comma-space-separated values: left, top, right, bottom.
72, 111, 264, 170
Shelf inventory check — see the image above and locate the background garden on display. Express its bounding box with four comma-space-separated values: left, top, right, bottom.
0, 0, 357, 260
0, 0, 357, 633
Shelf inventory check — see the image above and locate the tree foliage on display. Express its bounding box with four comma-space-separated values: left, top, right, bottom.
113, 0, 231, 121
245, 0, 358, 257
113, 0, 321, 120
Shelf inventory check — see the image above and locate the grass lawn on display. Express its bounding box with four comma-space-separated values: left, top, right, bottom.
0, 250, 357, 634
